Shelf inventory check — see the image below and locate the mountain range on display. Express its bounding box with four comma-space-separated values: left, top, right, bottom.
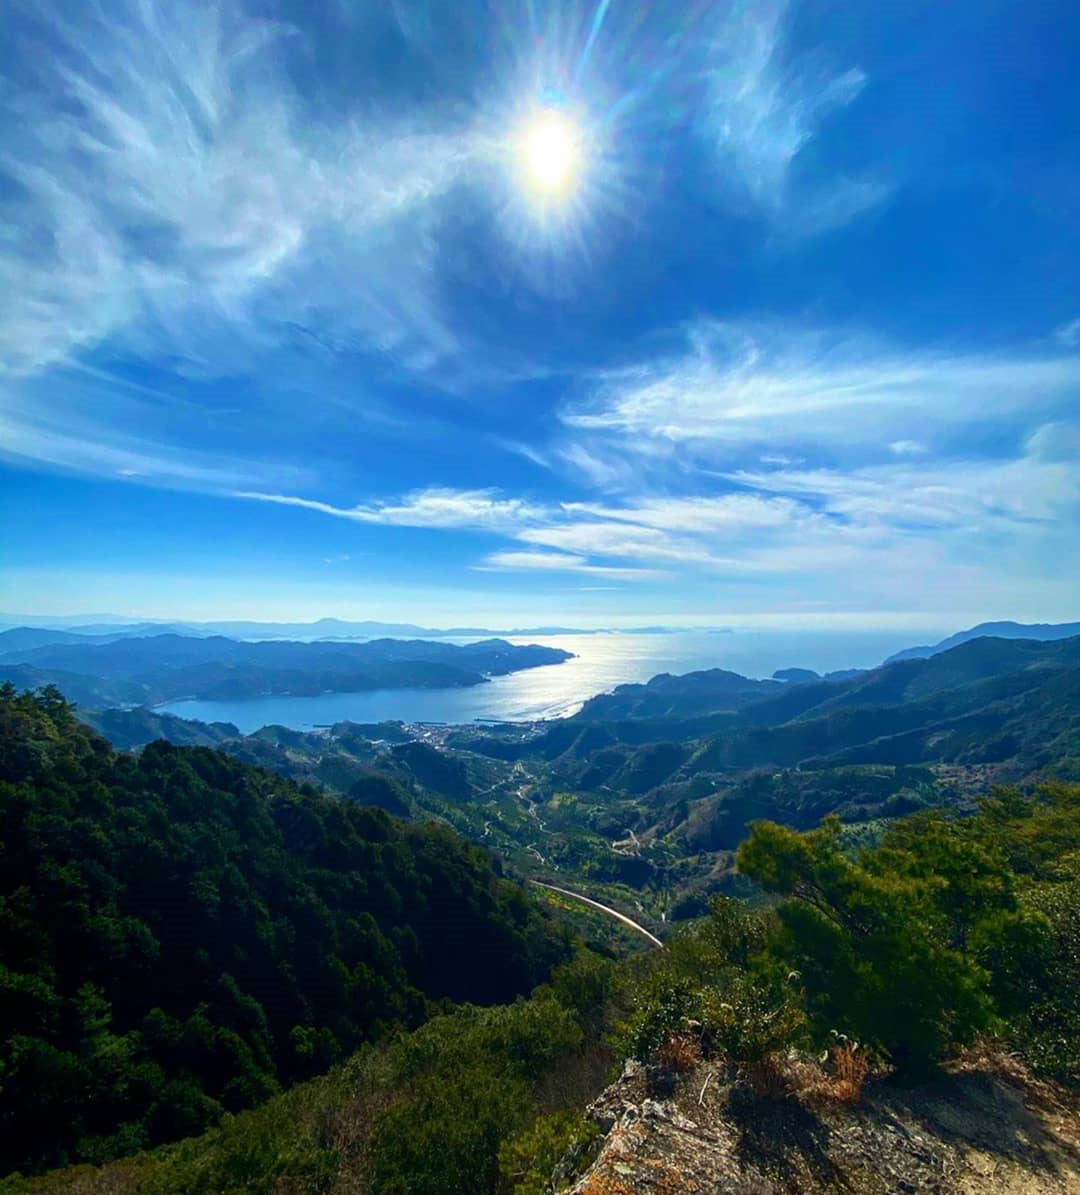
79, 632, 1080, 920
883, 620, 1080, 662
0, 615, 675, 640
0, 632, 572, 706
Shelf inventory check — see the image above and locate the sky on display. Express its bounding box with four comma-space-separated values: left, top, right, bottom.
1, 0, 1078, 629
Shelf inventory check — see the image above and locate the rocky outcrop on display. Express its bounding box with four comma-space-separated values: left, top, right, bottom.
564, 1058, 1080, 1194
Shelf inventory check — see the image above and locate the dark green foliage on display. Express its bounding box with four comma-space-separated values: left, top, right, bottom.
738, 784, 1080, 1077
0, 966, 618, 1195
363, 988, 607, 1195
0, 686, 570, 1178
680, 766, 941, 853
389, 740, 471, 799
498, 1110, 600, 1195
80, 706, 239, 750
346, 772, 412, 816
739, 818, 999, 1073
616, 897, 804, 1071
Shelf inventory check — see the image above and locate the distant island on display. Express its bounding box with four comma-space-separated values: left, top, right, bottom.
0, 632, 573, 707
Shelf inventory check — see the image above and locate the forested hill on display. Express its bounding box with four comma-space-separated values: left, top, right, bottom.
0, 633, 573, 705
0, 685, 570, 1179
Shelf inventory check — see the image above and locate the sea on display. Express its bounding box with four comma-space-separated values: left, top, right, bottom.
158, 627, 945, 735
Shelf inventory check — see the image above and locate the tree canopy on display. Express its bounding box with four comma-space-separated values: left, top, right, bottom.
0, 685, 570, 1177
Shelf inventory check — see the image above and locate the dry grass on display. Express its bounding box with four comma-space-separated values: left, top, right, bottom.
656, 1031, 702, 1076
829, 1041, 869, 1103
776, 1042, 871, 1105
743, 1053, 791, 1099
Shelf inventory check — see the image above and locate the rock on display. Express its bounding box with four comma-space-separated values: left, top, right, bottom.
563, 1059, 1080, 1194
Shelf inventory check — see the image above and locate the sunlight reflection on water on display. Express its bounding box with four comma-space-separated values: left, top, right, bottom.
159, 628, 937, 734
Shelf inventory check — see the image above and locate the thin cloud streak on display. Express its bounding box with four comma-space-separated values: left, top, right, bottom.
0, 406, 298, 491
234, 487, 549, 532
232, 423, 1080, 599
703, 0, 888, 234
477, 551, 662, 580
566, 320, 1080, 450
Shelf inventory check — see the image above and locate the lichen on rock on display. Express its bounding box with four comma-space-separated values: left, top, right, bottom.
562, 1055, 1080, 1195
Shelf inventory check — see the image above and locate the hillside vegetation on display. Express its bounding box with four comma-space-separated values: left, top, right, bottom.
84, 636, 1080, 931
4, 779, 1078, 1195
0, 685, 569, 1178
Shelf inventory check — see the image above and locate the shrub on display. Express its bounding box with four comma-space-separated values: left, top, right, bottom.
984, 863, 1080, 1080
697, 967, 806, 1094
738, 817, 999, 1075
617, 898, 805, 1095
497, 1111, 600, 1195
365, 998, 588, 1195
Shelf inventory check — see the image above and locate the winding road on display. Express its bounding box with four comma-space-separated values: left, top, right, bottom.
528, 880, 664, 949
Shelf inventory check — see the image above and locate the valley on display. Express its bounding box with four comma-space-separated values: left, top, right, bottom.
83, 630, 1080, 941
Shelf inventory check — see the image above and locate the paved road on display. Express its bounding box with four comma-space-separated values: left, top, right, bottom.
528, 880, 664, 949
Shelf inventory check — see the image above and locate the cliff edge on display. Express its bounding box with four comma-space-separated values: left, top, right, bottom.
564, 1056, 1080, 1195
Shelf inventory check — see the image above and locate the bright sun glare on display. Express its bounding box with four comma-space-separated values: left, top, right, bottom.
518, 108, 582, 196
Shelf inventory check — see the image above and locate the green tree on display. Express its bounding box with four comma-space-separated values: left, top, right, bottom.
737, 817, 1001, 1073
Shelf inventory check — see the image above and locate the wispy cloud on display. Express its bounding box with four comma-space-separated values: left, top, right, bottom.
730, 429, 1080, 531
565, 494, 804, 533
234, 487, 549, 532
565, 320, 1080, 454
0, 0, 476, 378
703, 0, 888, 233
0, 393, 298, 490
477, 551, 661, 580
1057, 318, 1080, 349
232, 444, 1071, 584
888, 440, 927, 457
517, 522, 718, 566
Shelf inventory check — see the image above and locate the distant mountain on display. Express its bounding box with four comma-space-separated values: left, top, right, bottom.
472, 633, 1080, 776
81, 705, 241, 749
80, 633, 1080, 917
772, 667, 821, 683
576, 668, 782, 721
0, 615, 639, 639
200, 619, 605, 639
0, 627, 102, 652
0, 633, 573, 705
886, 621, 1080, 663
0, 626, 167, 652
0, 616, 189, 636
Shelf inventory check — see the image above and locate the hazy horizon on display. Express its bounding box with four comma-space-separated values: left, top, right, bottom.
0, 606, 1033, 637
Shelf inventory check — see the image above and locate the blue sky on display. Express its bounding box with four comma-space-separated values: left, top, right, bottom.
1, 0, 1078, 628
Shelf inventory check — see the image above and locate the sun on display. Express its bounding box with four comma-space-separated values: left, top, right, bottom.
517, 107, 582, 197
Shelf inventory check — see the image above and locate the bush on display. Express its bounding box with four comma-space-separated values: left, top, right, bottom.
737, 787, 1080, 1079
365, 997, 588, 1195
697, 967, 806, 1079
368, 1070, 530, 1195
738, 817, 1000, 1075
986, 865, 1080, 1080
616, 898, 805, 1093
497, 1111, 600, 1195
